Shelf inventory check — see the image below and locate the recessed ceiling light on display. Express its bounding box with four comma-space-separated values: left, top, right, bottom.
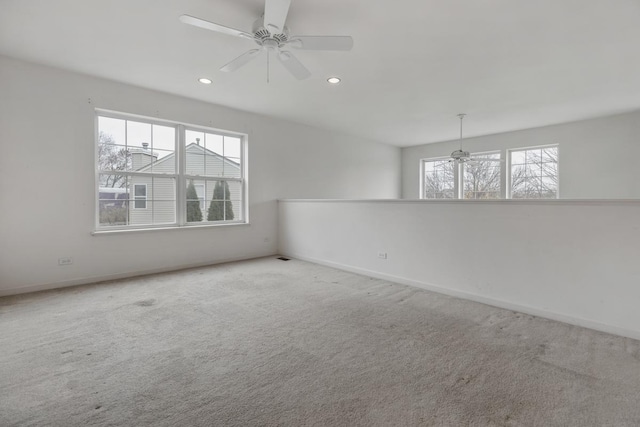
198, 78, 212, 84
327, 77, 341, 84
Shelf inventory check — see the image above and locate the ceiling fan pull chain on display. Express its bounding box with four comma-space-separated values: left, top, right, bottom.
267, 49, 270, 84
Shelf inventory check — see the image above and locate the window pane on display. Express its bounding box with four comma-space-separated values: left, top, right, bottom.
152, 125, 175, 152
98, 173, 128, 190
186, 179, 205, 222
185, 131, 226, 178
99, 176, 130, 227
525, 148, 541, 163
224, 136, 241, 159
98, 142, 130, 173
223, 157, 242, 178
126, 120, 152, 150
186, 130, 205, 147
205, 133, 223, 156
203, 180, 241, 222
98, 117, 125, 146
511, 151, 526, 165
146, 148, 175, 174
541, 147, 558, 163
228, 200, 241, 221
226, 181, 242, 202
526, 162, 542, 177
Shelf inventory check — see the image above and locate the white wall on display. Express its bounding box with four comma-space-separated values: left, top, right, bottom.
0, 56, 401, 295
279, 199, 640, 340
402, 111, 640, 199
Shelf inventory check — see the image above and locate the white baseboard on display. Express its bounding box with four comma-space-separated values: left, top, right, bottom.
283, 252, 640, 342
0, 252, 278, 297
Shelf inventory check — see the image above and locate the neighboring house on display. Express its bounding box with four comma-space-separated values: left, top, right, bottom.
100, 142, 241, 226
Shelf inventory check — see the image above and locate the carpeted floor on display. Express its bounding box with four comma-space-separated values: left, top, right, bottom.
1, 257, 639, 426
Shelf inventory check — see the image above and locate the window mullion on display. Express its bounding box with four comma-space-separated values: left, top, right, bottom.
176, 124, 186, 225
455, 162, 462, 199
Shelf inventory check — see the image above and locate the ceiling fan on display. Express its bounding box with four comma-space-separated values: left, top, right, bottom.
449, 114, 503, 164
179, 0, 354, 80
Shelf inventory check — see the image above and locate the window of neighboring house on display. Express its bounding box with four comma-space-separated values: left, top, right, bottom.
96, 111, 247, 230
133, 184, 147, 209
509, 145, 558, 199
422, 158, 455, 199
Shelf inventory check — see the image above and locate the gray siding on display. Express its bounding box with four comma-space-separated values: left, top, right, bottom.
127, 144, 241, 225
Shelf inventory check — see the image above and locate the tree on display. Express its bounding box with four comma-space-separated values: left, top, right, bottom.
463, 156, 501, 199
186, 180, 203, 222
97, 131, 131, 188
208, 181, 234, 221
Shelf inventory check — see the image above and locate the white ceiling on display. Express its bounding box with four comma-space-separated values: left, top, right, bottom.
2, 0, 640, 147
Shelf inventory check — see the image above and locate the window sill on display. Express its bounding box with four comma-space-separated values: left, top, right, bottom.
92, 221, 250, 235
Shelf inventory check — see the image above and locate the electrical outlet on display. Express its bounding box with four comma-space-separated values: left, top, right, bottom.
377, 252, 387, 259
58, 257, 73, 266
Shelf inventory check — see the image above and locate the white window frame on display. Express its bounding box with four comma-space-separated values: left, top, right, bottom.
95, 109, 248, 231
420, 156, 458, 199
420, 151, 504, 199
133, 184, 147, 209
507, 144, 559, 199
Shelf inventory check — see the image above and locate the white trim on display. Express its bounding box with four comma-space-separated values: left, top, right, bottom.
281, 253, 640, 341
277, 198, 640, 205
92, 221, 250, 234
0, 251, 270, 298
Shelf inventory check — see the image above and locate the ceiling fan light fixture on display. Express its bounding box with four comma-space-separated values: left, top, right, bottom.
198, 78, 212, 84
327, 77, 341, 84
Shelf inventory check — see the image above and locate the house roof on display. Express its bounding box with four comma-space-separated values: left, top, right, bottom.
135, 143, 239, 173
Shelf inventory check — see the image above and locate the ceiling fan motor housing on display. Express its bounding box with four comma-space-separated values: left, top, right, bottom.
253, 17, 289, 47
451, 149, 471, 161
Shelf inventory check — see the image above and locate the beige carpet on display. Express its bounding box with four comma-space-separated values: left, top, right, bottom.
1, 257, 639, 426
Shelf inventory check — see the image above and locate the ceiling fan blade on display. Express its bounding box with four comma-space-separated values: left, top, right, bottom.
264, 0, 291, 33
179, 15, 254, 39
288, 36, 354, 51
277, 51, 311, 80
220, 49, 262, 72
